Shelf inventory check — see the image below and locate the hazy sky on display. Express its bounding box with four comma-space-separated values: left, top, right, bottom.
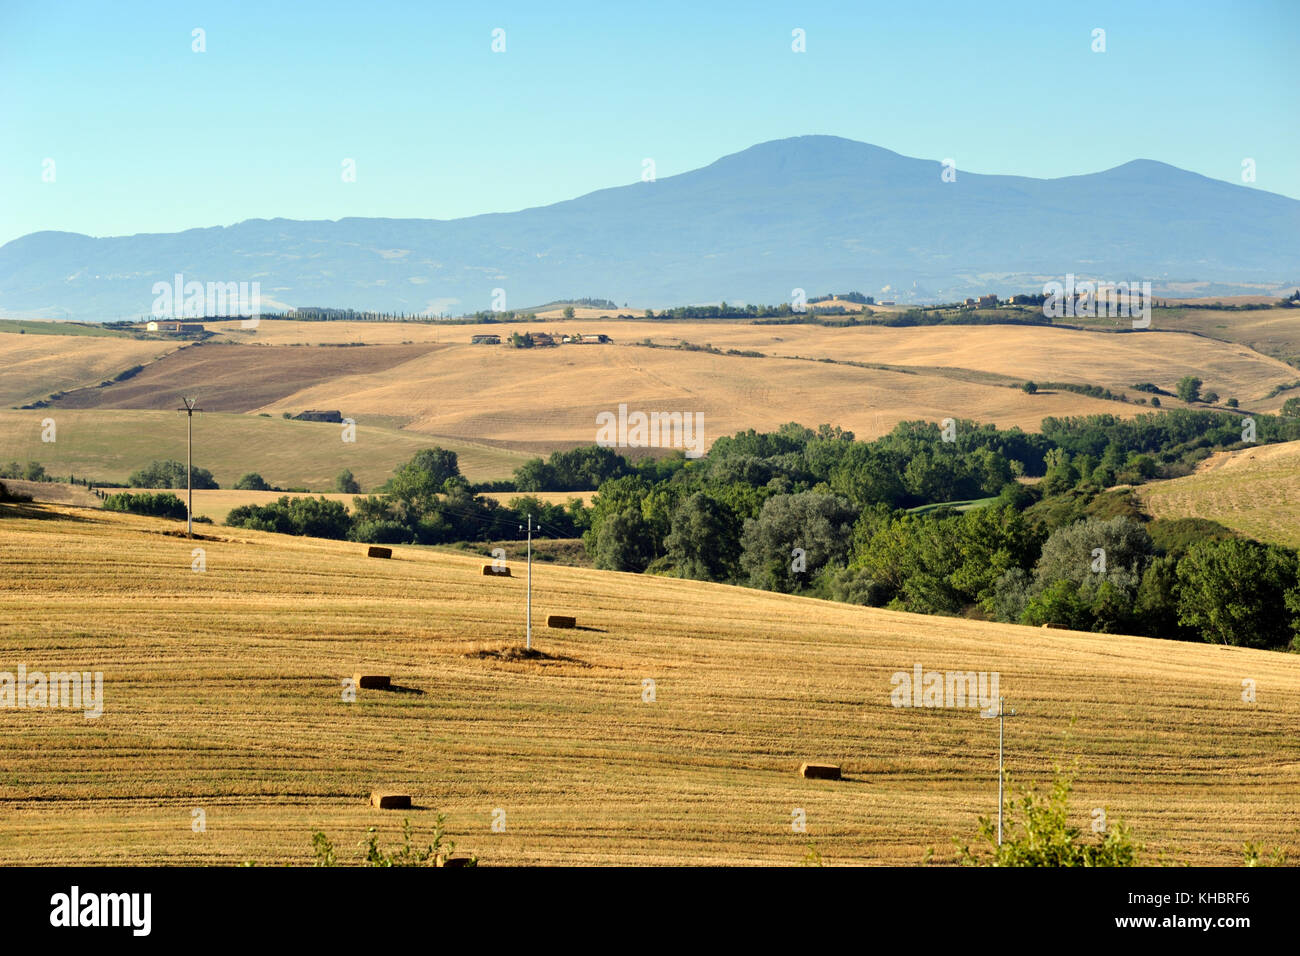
2, 0, 1296, 245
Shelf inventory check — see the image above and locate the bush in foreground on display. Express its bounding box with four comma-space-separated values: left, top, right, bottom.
311, 816, 475, 868
954, 773, 1142, 867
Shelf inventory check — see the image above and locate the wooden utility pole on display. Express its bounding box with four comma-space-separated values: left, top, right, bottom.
177, 397, 202, 536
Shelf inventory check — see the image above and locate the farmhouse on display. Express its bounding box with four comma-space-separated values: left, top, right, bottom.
470, 334, 501, 344
530, 332, 558, 347
977, 294, 999, 309
145, 321, 204, 333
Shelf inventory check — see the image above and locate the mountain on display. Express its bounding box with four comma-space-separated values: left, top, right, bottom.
2, 135, 1297, 318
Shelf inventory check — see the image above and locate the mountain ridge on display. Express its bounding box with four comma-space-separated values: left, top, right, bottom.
2, 135, 1297, 318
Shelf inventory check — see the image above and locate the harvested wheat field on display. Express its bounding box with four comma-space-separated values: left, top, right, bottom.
0, 332, 181, 408
260, 338, 1130, 452
2, 503, 1298, 866
48, 341, 443, 412
1137, 440, 1300, 549
205, 316, 1297, 409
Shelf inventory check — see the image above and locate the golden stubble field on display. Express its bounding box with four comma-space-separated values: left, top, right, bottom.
1137, 440, 1300, 549
0, 334, 181, 408
215, 319, 1295, 452
6, 316, 1296, 471
2, 504, 1298, 866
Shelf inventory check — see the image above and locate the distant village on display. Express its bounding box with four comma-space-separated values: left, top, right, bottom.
470, 331, 612, 347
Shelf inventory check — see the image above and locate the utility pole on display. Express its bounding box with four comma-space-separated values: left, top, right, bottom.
981, 696, 1017, 845
177, 397, 202, 536
525, 513, 533, 650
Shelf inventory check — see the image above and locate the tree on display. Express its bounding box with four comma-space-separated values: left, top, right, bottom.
335, 469, 361, 494
1020, 516, 1153, 631
591, 507, 655, 572
129, 459, 218, 490
664, 492, 739, 582
386, 448, 460, 514
234, 472, 271, 491
1175, 538, 1298, 648
1022, 381, 1038, 394
738, 492, 857, 593
1175, 376, 1202, 403
102, 492, 189, 521
562, 306, 576, 319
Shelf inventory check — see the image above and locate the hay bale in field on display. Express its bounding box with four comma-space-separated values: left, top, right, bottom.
547, 615, 576, 629
799, 763, 841, 780
1040, 622, 1067, 629
369, 792, 411, 810
367, 546, 393, 559
482, 565, 511, 576
353, 673, 391, 690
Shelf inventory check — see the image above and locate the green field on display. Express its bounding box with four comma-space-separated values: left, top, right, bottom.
0, 319, 129, 337
0, 409, 531, 489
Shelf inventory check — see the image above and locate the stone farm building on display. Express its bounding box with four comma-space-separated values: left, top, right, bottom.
145, 321, 205, 333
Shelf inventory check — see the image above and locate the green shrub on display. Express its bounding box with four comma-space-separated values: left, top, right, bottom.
955, 773, 1141, 866
101, 491, 189, 521
310, 816, 475, 868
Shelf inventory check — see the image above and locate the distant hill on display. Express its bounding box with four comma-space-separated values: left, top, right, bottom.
2, 135, 1298, 319
1137, 439, 1300, 549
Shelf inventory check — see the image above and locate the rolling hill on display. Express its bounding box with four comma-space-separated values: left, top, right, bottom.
0, 409, 530, 487
1, 503, 1297, 865
3, 136, 1298, 319
1136, 440, 1300, 549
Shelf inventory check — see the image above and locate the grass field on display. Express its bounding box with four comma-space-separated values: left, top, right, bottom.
0, 410, 530, 489
1136, 440, 1300, 549
1, 503, 1297, 865
0, 319, 128, 338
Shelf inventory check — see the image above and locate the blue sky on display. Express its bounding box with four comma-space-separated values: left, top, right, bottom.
2, 0, 1296, 245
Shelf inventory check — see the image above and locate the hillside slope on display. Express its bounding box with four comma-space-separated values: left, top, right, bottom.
1, 504, 1297, 865
1137, 439, 1300, 549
